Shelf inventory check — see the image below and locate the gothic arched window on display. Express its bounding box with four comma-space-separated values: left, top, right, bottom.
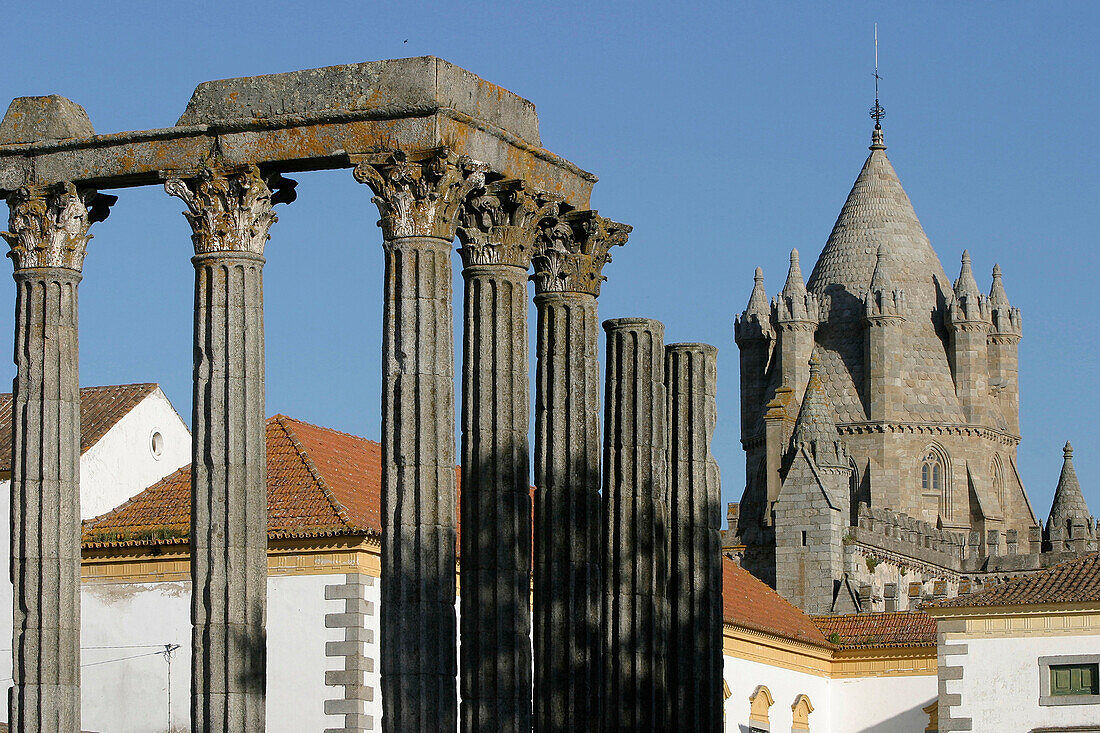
920, 444, 950, 521
991, 455, 1005, 513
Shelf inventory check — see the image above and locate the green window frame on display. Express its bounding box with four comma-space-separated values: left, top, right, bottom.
1050, 663, 1099, 697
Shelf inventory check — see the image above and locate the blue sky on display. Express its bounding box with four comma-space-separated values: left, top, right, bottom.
2, 1, 1097, 520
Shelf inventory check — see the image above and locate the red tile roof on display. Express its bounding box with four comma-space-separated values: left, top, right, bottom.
83, 415, 385, 545
0, 383, 159, 470
811, 611, 937, 649
932, 552, 1100, 609
81, 414, 841, 650
722, 558, 832, 648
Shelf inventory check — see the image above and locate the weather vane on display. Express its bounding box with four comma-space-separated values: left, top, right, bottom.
870, 23, 886, 129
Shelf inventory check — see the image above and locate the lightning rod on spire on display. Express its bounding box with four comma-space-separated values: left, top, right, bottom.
870, 23, 886, 129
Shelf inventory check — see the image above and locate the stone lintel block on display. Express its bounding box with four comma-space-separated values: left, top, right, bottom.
326, 669, 365, 687
326, 640, 366, 657
325, 583, 367, 600
0, 95, 94, 145
177, 57, 540, 146
324, 698, 366, 715
325, 612, 366, 629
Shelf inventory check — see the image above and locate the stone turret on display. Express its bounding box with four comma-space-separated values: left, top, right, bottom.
987, 264, 1022, 434
774, 355, 853, 615
946, 251, 991, 424
772, 249, 819, 403
735, 267, 772, 436
1044, 442, 1097, 553
863, 244, 907, 421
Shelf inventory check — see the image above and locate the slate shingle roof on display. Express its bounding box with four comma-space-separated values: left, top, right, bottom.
722, 557, 832, 648
932, 552, 1100, 609
805, 131, 964, 424
0, 383, 159, 470
811, 611, 937, 649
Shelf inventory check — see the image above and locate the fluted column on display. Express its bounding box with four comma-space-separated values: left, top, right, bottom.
532, 210, 628, 732
665, 343, 722, 732
4, 183, 113, 732
455, 181, 558, 732
602, 317, 668, 733
165, 166, 294, 732
354, 148, 487, 733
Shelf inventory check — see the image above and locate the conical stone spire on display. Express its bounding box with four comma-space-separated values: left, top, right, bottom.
989, 264, 1010, 309
791, 354, 847, 469
953, 250, 983, 303
735, 267, 770, 343
783, 249, 806, 299
868, 243, 893, 294
988, 264, 1022, 336
948, 250, 989, 326
1048, 442, 1092, 531
774, 249, 818, 323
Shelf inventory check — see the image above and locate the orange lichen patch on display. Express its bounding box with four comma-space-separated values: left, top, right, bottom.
0, 383, 159, 469
722, 558, 832, 648
812, 611, 937, 649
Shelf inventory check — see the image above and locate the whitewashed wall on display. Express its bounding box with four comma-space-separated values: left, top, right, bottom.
76, 572, 348, 733
80, 388, 191, 520
829, 675, 936, 732
723, 652, 830, 732
952, 633, 1100, 731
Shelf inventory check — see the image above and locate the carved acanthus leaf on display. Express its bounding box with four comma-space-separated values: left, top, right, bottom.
3, 182, 116, 271
353, 147, 489, 240
531, 209, 631, 297
165, 166, 295, 256
456, 179, 562, 268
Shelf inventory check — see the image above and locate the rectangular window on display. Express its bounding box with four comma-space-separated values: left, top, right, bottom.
1051, 663, 1099, 697
1039, 655, 1100, 706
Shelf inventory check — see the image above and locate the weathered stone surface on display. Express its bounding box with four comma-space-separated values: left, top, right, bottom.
665, 343, 722, 732
0, 96, 94, 145
602, 317, 669, 733
167, 166, 287, 731
457, 181, 549, 732
178, 57, 541, 147
356, 152, 474, 733
531, 209, 627, 732
3, 182, 107, 731
532, 291, 602, 732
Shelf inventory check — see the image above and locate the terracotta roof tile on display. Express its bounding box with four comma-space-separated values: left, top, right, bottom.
932, 552, 1100, 609
722, 558, 831, 648
811, 611, 937, 649
0, 383, 159, 470
82, 415, 384, 545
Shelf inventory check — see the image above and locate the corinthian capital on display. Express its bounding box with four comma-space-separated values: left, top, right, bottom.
3, 182, 116, 272
456, 179, 561, 269
352, 147, 489, 241
164, 166, 297, 256
531, 209, 630, 297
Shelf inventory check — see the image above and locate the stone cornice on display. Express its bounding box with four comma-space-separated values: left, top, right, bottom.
164, 164, 296, 255
835, 421, 1021, 446
3, 182, 115, 271
352, 147, 488, 241
456, 178, 561, 268
531, 208, 629, 297
988, 332, 1022, 345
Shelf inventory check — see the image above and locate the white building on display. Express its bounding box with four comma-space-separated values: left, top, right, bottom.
0, 383, 191, 725
927, 552, 1100, 732
69, 410, 942, 732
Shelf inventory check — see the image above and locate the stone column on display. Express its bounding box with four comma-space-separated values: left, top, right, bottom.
165, 166, 294, 732
665, 343, 722, 732
602, 317, 669, 733
455, 181, 557, 732
531, 210, 628, 733
353, 149, 487, 733
3, 182, 113, 732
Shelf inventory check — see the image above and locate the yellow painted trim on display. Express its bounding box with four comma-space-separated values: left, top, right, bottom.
81, 536, 383, 583
748, 684, 773, 724
830, 647, 938, 678
724, 625, 832, 677
941, 609, 1100, 639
